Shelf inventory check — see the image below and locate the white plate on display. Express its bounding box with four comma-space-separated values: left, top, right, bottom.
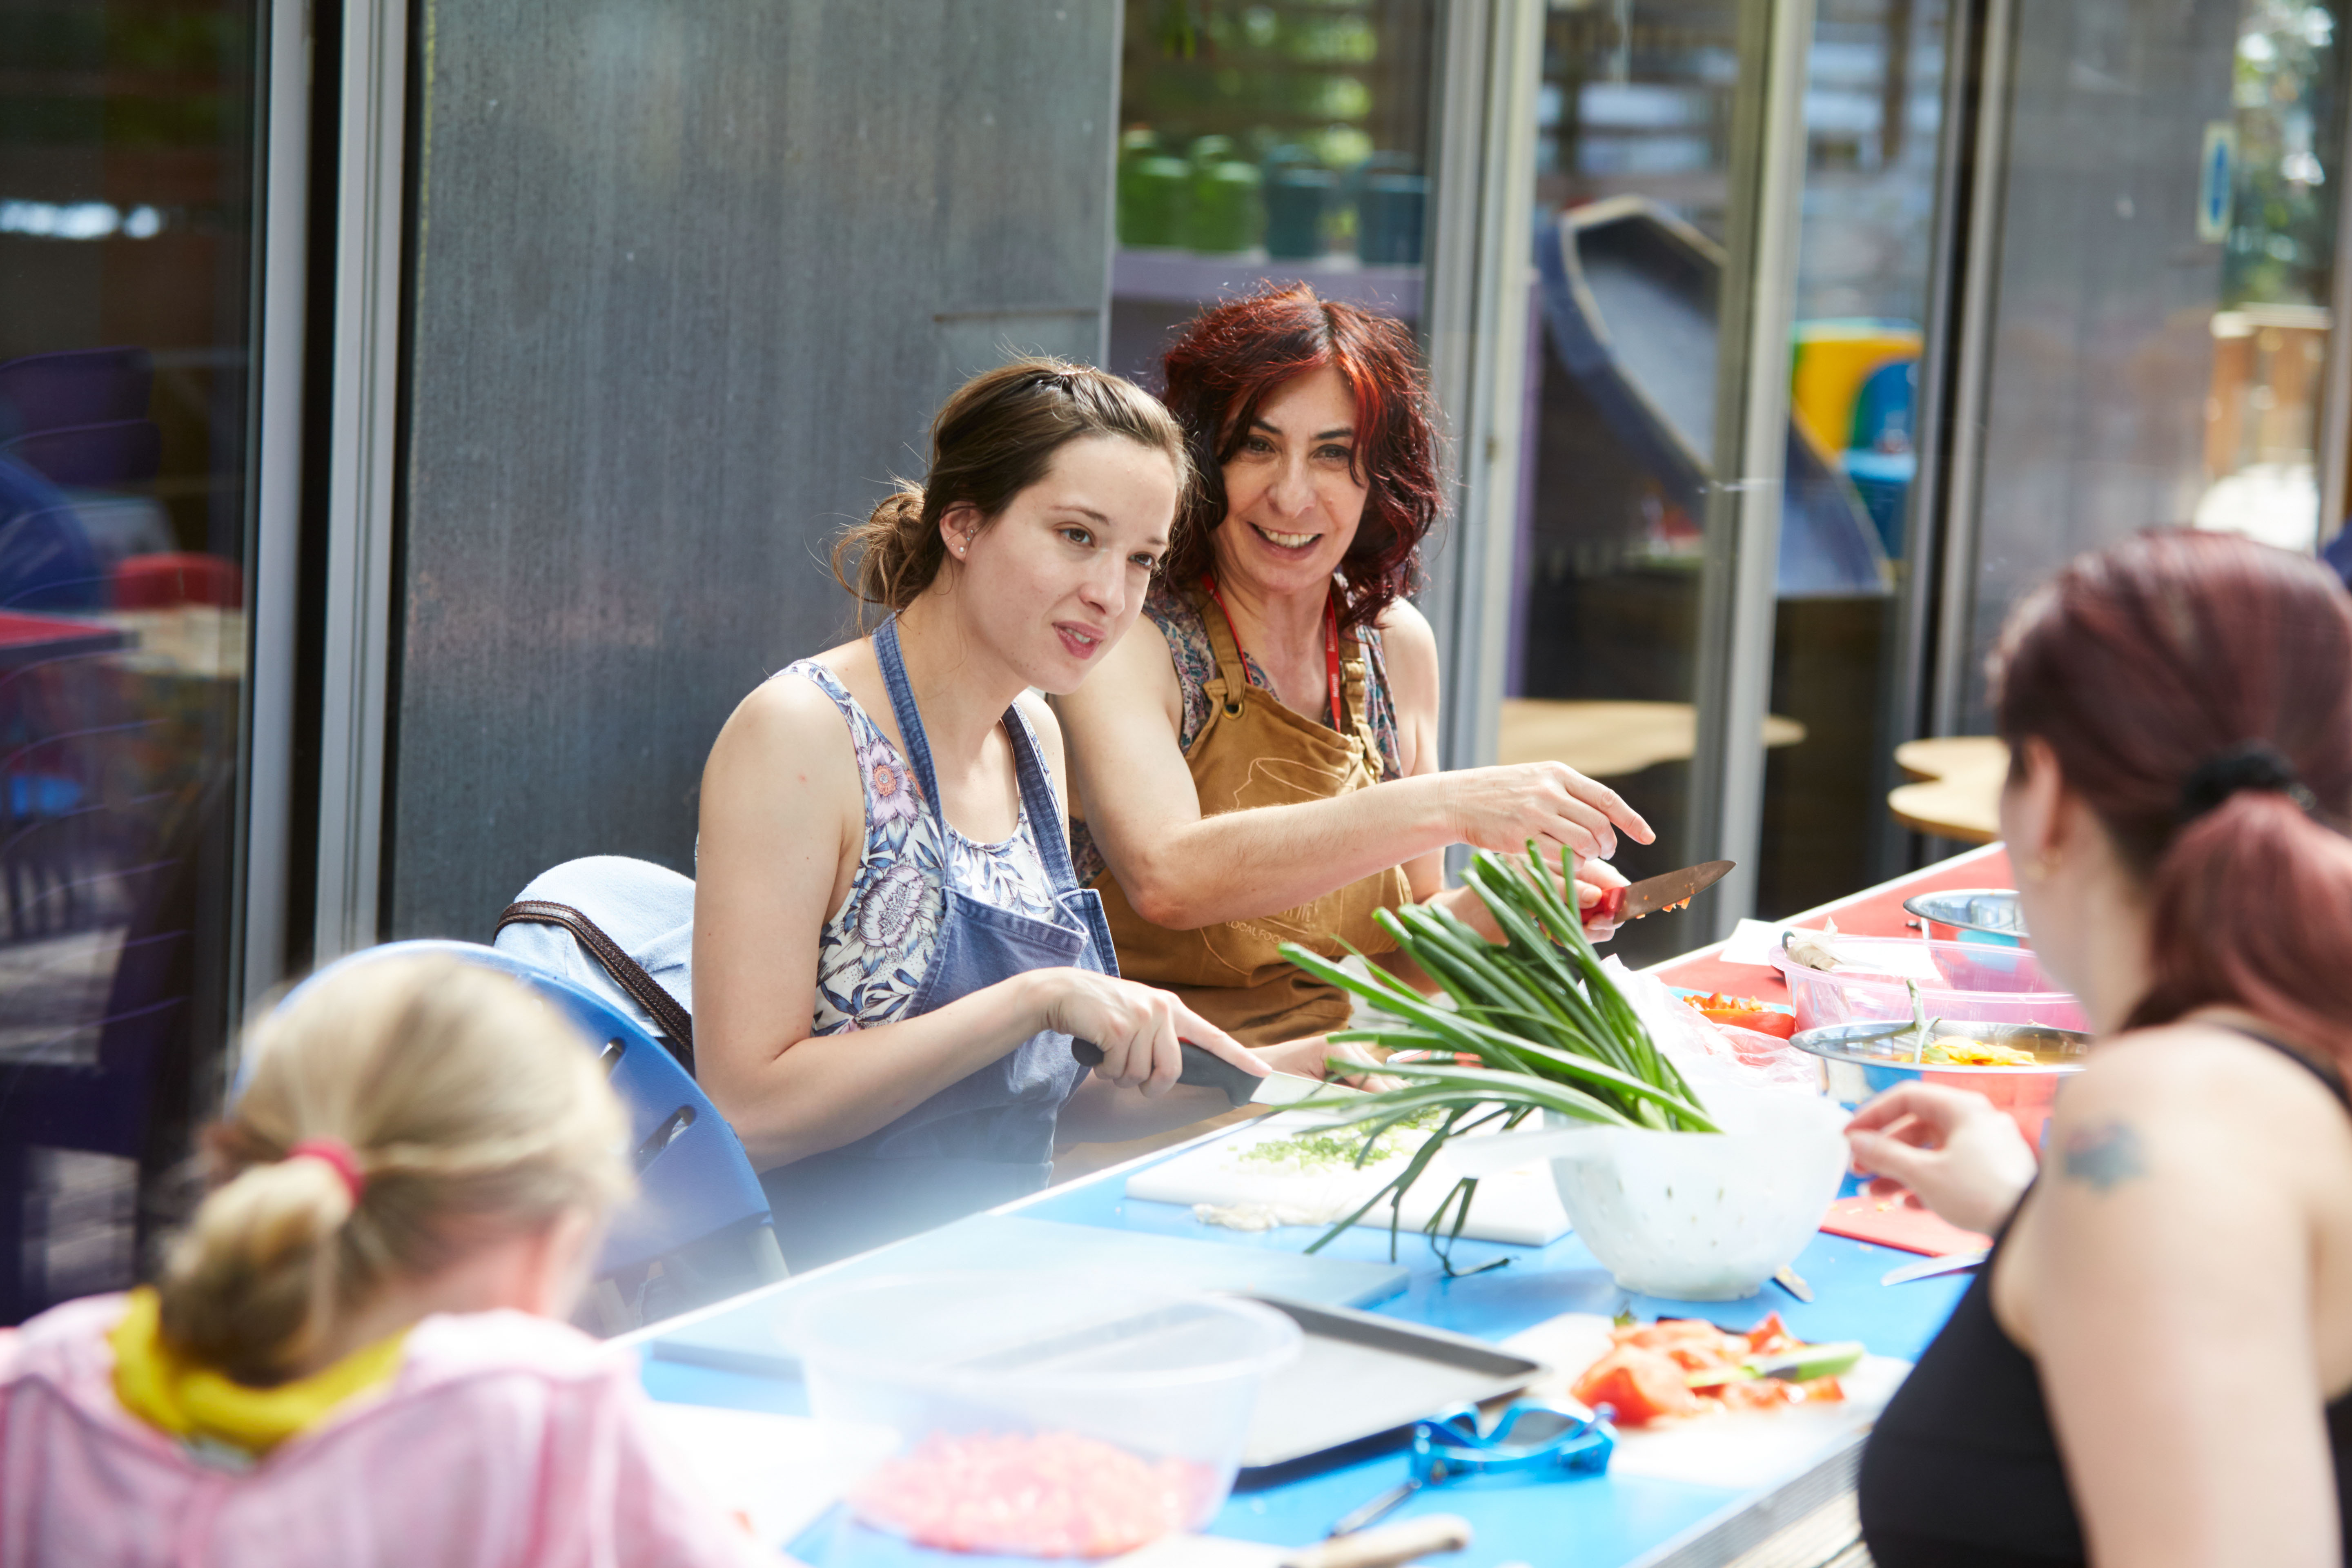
1502, 1312, 1912, 1491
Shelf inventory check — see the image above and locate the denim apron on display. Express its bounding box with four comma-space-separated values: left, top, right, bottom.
759, 617, 1118, 1268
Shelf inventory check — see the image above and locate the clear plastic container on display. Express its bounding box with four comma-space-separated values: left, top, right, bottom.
791, 1272, 1300, 1557
1771, 936, 2088, 1035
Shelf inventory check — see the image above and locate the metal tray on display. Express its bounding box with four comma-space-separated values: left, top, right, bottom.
1233, 1295, 1544, 1470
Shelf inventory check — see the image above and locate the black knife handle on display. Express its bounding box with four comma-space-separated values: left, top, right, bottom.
1069, 1039, 1258, 1109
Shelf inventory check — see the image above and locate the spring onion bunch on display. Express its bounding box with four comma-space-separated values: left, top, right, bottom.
1276, 843, 1715, 1261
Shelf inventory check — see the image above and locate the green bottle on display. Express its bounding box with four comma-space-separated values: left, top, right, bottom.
1190, 160, 1264, 254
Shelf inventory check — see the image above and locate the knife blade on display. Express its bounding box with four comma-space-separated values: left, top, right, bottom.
1880, 1249, 1989, 1286
1586, 860, 1735, 924
1069, 1040, 1346, 1109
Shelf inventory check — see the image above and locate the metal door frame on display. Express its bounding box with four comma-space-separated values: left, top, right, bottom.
1424, 0, 1546, 788
238, 0, 316, 1016
1424, 0, 1819, 937
311, 0, 410, 965
1685, 0, 1820, 938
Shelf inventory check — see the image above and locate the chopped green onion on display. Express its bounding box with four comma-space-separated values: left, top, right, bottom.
1278, 843, 1715, 1263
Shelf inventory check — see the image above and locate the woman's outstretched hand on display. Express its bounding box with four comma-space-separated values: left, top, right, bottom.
1846, 1081, 2039, 1237
1036, 971, 1265, 1098
1441, 762, 1656, 861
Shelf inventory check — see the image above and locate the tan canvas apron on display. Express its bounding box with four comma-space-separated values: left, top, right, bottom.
1090, 582, 1412, 1048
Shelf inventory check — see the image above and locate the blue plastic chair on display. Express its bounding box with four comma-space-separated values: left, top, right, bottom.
264, 940, 785, 1326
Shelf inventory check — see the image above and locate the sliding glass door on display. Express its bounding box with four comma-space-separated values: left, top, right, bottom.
0, 0, 270, 1320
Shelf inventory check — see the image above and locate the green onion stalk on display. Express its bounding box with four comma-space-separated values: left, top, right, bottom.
1276, 843, 1715, 1267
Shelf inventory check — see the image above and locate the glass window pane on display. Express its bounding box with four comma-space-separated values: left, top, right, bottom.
1508, 1, 1762, 964
2196, 4, 2341, 550
1109, 0, 1441, 390
1759, 0, 1948, 910
1959, 0, 2339, 728
0, 0, 260, 1321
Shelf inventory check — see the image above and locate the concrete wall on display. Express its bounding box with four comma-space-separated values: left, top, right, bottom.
389, 1, 1117, 938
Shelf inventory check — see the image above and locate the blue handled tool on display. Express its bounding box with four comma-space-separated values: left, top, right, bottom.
1327, 1402, 1616, 1537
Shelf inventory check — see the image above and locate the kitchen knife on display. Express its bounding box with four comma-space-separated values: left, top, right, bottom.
1584, 860, 1734, 925
1880, 1248, 1989, 1286
1069, 1040, 1346, 1109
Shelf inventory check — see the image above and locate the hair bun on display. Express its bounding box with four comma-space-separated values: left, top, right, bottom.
2178, 741, 2316, 824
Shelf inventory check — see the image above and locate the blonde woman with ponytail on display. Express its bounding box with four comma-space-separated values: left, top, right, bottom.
693, 359, 1363, 1270
1850, 531, 2352, 1568
0, 956, 773, 1566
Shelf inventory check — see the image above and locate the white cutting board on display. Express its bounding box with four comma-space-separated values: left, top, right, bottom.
1502, 1312, 1912, 1491
1125, 1113, 1572, 1246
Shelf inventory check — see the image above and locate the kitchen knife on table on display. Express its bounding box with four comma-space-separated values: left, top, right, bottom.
1880, 1249, 1989, 1286
1069, 1040, 1348, 1109
1583, 860, 1734, 925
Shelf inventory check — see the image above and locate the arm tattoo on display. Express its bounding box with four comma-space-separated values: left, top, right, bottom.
2060, 1120, 2147, 1192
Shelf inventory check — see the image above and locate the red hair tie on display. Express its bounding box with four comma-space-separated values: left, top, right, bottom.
286, 1138, 366, 1203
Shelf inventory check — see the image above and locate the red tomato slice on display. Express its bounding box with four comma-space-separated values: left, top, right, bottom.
1711, 1008, 1798, 1038
1744, 1311, 1795, 1356
1617, 1318, 1726, 1351
1719, 1378, 1798, 1411
1572, 1347, 1707, 1427
1682, 992, 1799, 1038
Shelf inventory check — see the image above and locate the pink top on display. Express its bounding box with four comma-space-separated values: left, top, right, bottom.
0, 1295, 779, 1568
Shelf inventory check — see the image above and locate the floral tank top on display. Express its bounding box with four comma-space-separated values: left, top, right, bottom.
791, 661, 1062, 1032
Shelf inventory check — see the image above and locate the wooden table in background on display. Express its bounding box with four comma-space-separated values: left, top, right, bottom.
1887, 735, 2009, 844
1500, 698, 1808, 778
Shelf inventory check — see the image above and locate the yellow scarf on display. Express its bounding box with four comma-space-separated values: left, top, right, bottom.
109, 1287, 408, 1458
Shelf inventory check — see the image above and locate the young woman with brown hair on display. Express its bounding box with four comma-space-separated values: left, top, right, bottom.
1851, 530, 2352, 1566
692, 359, 1341, 1269
1054, 284, 1653, 1050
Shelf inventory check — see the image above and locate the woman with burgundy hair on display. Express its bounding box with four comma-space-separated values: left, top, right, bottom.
1055, 283, 1651, 1051
1849, 530, 2352, 1566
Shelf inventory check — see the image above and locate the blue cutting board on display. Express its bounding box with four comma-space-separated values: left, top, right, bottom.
651, 1214, 1409, 1378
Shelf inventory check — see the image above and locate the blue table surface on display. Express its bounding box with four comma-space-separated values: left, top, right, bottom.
640, 1140, 1969, 1568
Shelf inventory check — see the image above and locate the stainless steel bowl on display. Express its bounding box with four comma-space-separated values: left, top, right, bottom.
1793, 1018, 2091, 1150
1902, 887, 2027, 940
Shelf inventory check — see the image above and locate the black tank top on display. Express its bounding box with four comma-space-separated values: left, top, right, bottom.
1859, 1026, 2352, 1566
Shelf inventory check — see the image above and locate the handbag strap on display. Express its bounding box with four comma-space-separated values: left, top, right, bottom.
495, 899, 695, 1075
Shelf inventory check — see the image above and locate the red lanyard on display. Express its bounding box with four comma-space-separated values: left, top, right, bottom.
1201, 574, 1344, 728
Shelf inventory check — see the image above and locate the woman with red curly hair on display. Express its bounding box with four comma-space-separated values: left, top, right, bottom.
1056, 285, 1652, 1050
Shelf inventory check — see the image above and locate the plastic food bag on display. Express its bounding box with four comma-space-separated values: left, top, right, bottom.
1602, 957, 1825, 1094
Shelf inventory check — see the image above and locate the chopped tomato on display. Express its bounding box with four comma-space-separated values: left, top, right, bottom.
1581, 1312, 1844, 1427
1682, 992, 1799, 1038
1615, 1317, 1723, 1350
1744, 1312, 1795, 1356
1717, 1378, 1797, 1412
1571, 1347, 1706, 1427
